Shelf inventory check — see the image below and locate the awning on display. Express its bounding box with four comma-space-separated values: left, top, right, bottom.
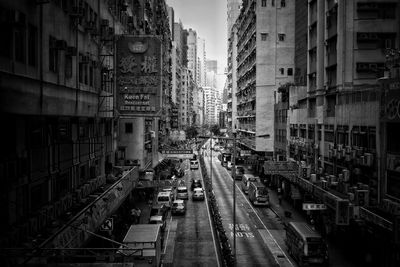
154, 152, 169, 169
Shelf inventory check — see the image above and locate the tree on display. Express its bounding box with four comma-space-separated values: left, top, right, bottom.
210, 124, 221, 136
185, 126, 198, 139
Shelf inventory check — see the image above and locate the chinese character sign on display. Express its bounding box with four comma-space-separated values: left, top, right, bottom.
117, 36, 162, 115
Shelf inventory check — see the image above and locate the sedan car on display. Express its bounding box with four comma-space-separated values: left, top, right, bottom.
192, 188, 205, 201
171, 199, 186, 215
191, 179, 203, 191
176, 186, 189, 200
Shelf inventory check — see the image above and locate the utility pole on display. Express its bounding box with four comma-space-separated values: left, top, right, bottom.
210, 133, 213, 189
230, 130, 237, 266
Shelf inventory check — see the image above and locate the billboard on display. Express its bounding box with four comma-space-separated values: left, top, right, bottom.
117, 36, 162, 116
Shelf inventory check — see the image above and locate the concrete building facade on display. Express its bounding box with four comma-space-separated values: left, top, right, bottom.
236, 0, 295, 154
282, 1, 400, 266
0, 1, 173, 262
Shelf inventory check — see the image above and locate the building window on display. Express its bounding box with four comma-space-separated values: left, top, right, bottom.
65, 55, 72, 78
278, 33, 286, 41
125, 123, 133, 133
287, 68, 293, 76
272, 0, 275, 6
262, 0, 267, 7
261, 33, 268, 41
89, 64, 94, 86
279, 68, 284, 75
15, 27, 26, 63
28, 24, 37, 66
31, 182, 48, 211
281, 0, 286, 7
49, 36, 58, 72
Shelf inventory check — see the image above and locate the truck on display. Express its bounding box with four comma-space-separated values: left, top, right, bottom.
119, 224, 162, 267
248, 181, 269, 206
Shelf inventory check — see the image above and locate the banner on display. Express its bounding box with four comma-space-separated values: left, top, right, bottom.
116, 35, 162, 116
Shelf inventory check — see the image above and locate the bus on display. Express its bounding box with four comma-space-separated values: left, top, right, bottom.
241, 174, 260, 194
248, 181, 269, 206
220, 151, 232, 167
285, 222, 329, 267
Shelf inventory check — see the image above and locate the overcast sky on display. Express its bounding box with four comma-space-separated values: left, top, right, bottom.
166, 0, 228, 74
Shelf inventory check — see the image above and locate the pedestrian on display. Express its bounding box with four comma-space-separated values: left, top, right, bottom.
277, 186, 283, 204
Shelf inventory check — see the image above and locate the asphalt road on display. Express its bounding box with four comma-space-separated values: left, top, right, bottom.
164, 158, 219, 267
200, 136, 296, 267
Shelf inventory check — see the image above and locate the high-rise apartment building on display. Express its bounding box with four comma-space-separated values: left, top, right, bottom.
187, 29, 198, 85
284, 1, 400, 265
236, 0, 295, 154
0, 0, 172, 262
197, 37, 207, 87
227, 24, 239, 131
227, 0, 242, 37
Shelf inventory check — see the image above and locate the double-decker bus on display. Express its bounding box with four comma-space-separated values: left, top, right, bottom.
285, 222, 329, 266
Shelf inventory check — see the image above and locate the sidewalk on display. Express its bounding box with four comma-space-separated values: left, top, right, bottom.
268, 188, 306, 225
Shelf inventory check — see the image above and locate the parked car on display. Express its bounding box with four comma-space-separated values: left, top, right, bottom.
171, 199, 186, 215
234, 165, 245, 180
190, 159, 199, 170
191, 179, 203, 191
150, 204, 168, 219
192, 188, 205, 201
148, 215, 166, 231
227, 161, 232, 170
176, 186, 189, 200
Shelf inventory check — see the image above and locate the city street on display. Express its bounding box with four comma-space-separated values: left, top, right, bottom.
163, 159, 219, 266
202, 139, 360, 267
203, 141, 293, 267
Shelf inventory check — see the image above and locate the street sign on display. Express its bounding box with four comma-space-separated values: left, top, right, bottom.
100, 218, 113, 231
162, 149, 193, 159
302, 203, 327, 211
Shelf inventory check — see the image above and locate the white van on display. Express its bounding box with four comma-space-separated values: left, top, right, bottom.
241, 174, 260, 194
157, 191, 173, 208
190, 159, 199, 170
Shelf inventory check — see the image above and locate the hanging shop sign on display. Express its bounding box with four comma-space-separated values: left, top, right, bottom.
382, 78, 400, 122
302, 203, 327, 211
117, 35, 162, 116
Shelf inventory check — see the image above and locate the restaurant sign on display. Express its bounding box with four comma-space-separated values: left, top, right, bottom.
117, 36, 162, 116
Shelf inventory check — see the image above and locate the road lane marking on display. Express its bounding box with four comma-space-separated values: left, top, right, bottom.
163, 214, 174, 254
219, 164, 295, 267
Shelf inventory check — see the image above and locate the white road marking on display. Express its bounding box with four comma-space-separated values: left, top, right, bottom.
163, 214, 174, 254
220, 163, 295, 267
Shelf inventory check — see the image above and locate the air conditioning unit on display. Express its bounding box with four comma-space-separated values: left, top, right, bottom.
345, 146, 351, 153
364, 153, 373, 166
12, 10, 26, 26
338, 144, 343, 151
311, 173, 317, 183
55, 40, 67, 50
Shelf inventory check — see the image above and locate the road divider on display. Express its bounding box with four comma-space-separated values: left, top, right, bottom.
199, 153, 234, 267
